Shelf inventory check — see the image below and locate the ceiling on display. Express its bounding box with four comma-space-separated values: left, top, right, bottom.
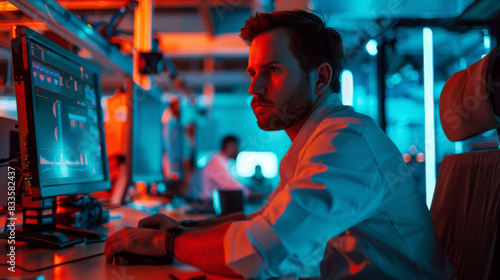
0, 0, 499, 95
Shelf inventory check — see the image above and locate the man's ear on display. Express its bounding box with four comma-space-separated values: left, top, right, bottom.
314, 62, 333, 96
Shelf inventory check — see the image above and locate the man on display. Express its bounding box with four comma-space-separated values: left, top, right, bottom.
161, 95, 183, 185
105, 10, 453, 279
200, 135, 248, 200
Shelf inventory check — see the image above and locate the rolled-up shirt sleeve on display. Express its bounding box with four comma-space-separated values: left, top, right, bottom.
223, 119, 390, 278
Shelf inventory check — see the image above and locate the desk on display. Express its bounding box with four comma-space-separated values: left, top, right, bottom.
0, 205, 239, 280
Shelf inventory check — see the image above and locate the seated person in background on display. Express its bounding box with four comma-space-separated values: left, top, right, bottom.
162, 95, 184, 195
200, 135, 249, 200
249, 165, 272, 192
246, 164, 273, 202
105, 10, 453, 279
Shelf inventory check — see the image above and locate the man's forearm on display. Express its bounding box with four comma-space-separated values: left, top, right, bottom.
191, 212, 247, 229
174, 222, 240, 277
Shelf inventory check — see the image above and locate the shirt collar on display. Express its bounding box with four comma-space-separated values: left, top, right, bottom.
286, 93, 345, 157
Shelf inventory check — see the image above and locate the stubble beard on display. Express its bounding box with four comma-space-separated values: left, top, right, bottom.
254, 74, 314, 131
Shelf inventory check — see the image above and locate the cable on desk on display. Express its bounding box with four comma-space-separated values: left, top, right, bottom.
0, 252, 105, 273
0, 154, 20, 164
0, 164, 22, 173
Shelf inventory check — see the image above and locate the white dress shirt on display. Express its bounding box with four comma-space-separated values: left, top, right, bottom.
222, 94, 453, 279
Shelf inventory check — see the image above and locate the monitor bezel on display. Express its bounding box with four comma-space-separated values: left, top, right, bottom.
11, 26, 111, 198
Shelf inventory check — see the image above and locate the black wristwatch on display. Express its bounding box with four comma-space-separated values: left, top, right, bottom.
165, 226, 187, 257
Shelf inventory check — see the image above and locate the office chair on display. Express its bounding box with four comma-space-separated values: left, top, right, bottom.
431, 46, 500, 280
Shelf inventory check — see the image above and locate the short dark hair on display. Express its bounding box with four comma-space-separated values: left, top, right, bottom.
240, 9, 344, 93
221, 135, 238, 151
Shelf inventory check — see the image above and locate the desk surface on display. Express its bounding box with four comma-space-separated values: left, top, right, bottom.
0, 204, 239, 280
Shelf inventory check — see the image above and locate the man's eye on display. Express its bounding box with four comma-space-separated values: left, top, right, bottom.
268, 66, 279, 73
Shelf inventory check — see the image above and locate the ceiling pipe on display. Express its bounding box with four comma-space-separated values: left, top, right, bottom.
7, 0, 133, 75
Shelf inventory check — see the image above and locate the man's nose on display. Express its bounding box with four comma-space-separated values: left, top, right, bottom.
248, 73, 266, 96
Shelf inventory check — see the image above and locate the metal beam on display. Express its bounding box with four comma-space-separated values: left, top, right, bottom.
198, 0, 215, 38
133, 0, 154, 89
0, 0, 254, 11
8, 0, 133, 76
0, 21, 48, 31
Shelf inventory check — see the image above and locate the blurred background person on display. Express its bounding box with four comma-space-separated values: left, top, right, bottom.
161, 95, 185, 197
246, 164, 272, 203
200, 135, 249, 200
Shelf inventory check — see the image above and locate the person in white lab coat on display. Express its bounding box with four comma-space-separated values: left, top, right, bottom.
199, 135, 249, 200
105, 10, 453, 279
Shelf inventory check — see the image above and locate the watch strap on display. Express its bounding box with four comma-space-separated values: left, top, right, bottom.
165, 226, 187, 257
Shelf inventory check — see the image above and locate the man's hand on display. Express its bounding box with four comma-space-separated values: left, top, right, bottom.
137, 213, 180, 231
104, 227, 167, 263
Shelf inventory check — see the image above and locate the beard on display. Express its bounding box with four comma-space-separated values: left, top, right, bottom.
251, 73, 314, 131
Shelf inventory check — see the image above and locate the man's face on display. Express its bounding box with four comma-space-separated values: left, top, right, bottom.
247, 28, 314, 131
225, 142, 238, 159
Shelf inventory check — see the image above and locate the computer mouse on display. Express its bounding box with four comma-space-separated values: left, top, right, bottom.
113, 251, 174, 266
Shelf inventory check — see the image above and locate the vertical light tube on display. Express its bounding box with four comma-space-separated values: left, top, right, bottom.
454, 142, 463, 154
423, 27, 436, 209
459, 57, 467, 70
482, 31, 491, 59
483, 29, 491, 52
341, 70, 354, 106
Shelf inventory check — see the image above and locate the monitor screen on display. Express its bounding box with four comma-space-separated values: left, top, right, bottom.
236, 151, 278, 179
129, 85, 164, 184
12, 26, 110, 198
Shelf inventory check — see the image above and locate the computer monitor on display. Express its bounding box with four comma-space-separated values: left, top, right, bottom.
236, 151, 278, 179
128, 85, 164, 185
5, 26, 110, 248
